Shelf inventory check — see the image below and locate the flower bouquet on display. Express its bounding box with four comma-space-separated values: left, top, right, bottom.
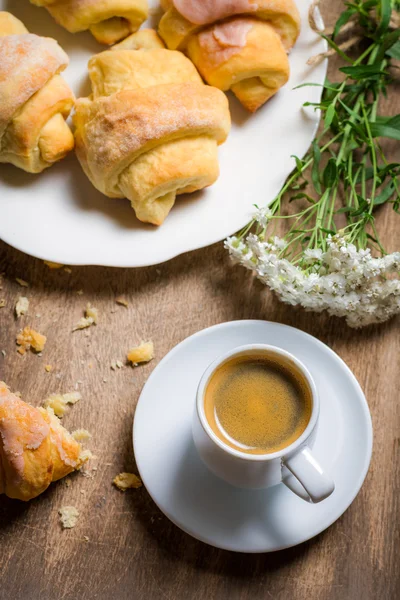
226, 0, 400, 327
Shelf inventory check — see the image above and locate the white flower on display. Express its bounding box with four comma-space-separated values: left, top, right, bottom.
304, 248, 323, 263
226, 233, 400, 328
254, 206, 273, 227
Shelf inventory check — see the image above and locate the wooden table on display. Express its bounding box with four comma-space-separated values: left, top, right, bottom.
1, 3, 399, 599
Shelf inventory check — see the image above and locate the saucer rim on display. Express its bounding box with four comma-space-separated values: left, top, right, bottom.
133, 320, 373, 553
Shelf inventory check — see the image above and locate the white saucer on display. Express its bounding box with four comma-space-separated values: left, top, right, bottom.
133, 321, 372, 553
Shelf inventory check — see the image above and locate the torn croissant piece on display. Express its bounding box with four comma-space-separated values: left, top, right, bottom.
74, 30, 231, 225
0, 382, 87, 501
0, 12, 75, 173
30, 0, 149, 45
158, 0, 301, 112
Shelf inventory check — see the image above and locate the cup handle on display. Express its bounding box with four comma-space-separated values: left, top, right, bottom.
282, 446, 335, 503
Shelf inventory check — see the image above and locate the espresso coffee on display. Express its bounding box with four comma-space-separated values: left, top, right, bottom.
204, 353, 312, 455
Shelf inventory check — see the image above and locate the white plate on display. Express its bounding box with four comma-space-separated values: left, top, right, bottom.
133, 321, 373, 553
0, 0, 326, 266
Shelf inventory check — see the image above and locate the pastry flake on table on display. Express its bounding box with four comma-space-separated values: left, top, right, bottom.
113, 472, 142, 491
158, 0, 300, 112
0, 382, 89, 501
73, 303, 99, 331
15, 297, 29, 319
43, 391, 82, 418
15, 278, 29, 288
44, 261, 64, 270
59, 505, 79, 529
127, 340, 154, 365
73, 29, 231, 225
29, 0, 149, 45
0, 12, 75, 173
71, 429, 92, 443
16, 327, 46, 355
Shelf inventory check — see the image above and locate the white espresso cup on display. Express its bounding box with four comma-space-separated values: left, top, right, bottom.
192, 344, 335, 503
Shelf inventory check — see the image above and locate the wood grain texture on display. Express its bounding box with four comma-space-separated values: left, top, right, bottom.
0, 2, 399, 599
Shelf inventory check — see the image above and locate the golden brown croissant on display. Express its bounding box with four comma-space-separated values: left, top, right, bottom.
74, 30, 231, 225
158, 0, 301, 112
0, 382, 86, 501
30, 0, 149, 45
0, 12, 75, 173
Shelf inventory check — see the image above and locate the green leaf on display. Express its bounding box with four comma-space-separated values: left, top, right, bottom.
311, 140, 322, 194
291, 155, 304, 174
320, 33, 354, 63
293, 83, 324, 90
347, 121, 369, 143
340, 65, 388, 80
324, 104, 336, 128
374, 115, 400, 128
370, 123, 400, 141
387, 41, 400, 59
322, 159, 338, 188
289, 193, 316, 204
374, 181, 397, 205
378, 163, 400, 178
366, 233, 379, 244
387, 115, 400, 129
291, 180, 308, 191
332, 8, 357, 39
377, 0, 392, 33
381, 29, 400, 52
338, 99, 363, 122
350, 199, 369, 217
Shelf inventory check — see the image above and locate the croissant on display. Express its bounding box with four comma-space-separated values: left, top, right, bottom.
30, 0, 149, 45
158, 0, 301, 112
74, 30, 231, 225
0, 382, 85, 501
0, 12, 74, 173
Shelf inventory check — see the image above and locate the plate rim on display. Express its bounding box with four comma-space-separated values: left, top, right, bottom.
133, 320, 373, 553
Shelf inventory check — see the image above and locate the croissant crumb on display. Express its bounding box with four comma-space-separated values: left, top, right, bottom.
59, 506, 79, 529
15, 278, 29, 287
79, 449, 95, 464
15, 297, 29, 318
127, 341, 154, 366
72, 429, 92, 443
116, 296, 129, 307
113, 472, 142, 491
0, 299, 5, 308
73, 303, 99, 331
16, 327, 46, 354
110, 360, 124, 371
44, 261, 63, 269
43, 391, 82, 418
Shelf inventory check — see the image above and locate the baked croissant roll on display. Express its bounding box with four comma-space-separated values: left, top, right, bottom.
0, 12, 74, 173
158, 0, 301, 112
74, 30, 231, 225
30, 0, 149, 45
0, 382, 86, 501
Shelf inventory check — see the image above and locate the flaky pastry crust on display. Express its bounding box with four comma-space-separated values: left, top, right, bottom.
0, 382, 84, 501
0, 12, 74, 173
74, 30, 230, 225
158, 0, 301, 112
30, 0, 149, 45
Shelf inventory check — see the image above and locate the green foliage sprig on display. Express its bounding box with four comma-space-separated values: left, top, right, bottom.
260, 0, 400, 260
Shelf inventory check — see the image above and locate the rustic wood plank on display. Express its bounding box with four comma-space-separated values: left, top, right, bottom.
0, 2, 399, 599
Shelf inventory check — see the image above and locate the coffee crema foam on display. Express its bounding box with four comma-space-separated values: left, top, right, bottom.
204, 353, 312, 454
